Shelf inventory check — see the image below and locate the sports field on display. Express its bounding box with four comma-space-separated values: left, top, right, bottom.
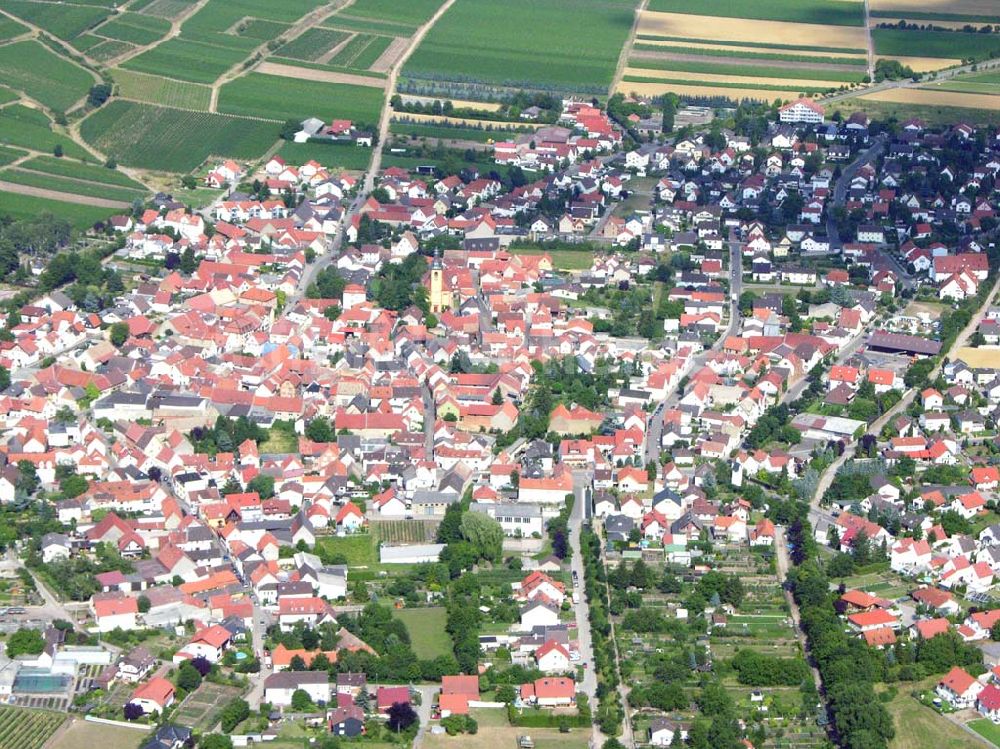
405, 0, 638, 93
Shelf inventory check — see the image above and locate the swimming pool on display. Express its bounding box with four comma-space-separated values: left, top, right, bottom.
14, 669, 70, 694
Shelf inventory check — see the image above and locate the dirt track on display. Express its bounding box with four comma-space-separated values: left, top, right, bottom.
0, 182, 130, 209
255, 61, 385, 88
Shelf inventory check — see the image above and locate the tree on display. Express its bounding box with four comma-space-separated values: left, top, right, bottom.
109, 321, 129, 347
460, 511, 504, 563
387, 701, 418, 732
280, 119, 300, 140
181, 175, 198, 190
492, 388, 503, 406
180, 245, 197, 275
191, 656, 212, 676
288, 655, 306, 671
53, 144, 63, 158
291, 688, 314, 711
0, 364, 9, 392
88, 83, 112, 108
177, 661, 203, 691
199, 736, 233, 749
220, 698, 251, 732
496, 684, 517, 703
16, 460, 38, 496
247, 474, 275, 500
661, 94, 677, 133
137, 595, 151, 613
305, 417, 334, 443
6, 627, 44, 657
123, 702, 144, 721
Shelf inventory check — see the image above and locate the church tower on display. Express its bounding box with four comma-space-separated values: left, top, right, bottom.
429, 250, 446, 313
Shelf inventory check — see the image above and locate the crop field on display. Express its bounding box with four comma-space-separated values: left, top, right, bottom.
0, 87, 18, 106
860, 86, 1000, 110
80, 100, 279, 171
139, 0, 199, 18
649, 0, 864, 25
2, 0, 109, 40
336, 34, 394, 70
0, 106, 91, 160
344, 0, 445, 28
111, 69, 213, 110
19, 156, 149, 190
405, 0, 638, 93
1, 169, 144, 203
0, 190, 112, 226
869, 0, 1000, 21
217, 72, 384, 124
325, 14, 416, 36
872, 28, 1000, 60
276, 140, 373, 170
89, 40, 136, 62
627, 58, 866, 83
277, 27, 350, 61
636, 11, 868, 49
633, 40, 867, 64
392, 607, 451, 659
235, 18, 292, 39
0, 145, 26, 167
390, 121, 518, 143
94, 12, 171, 45
374, 519, 439, 544
0, 40, 95, 112
184, 0, 326, 33
0, 706, 65, 749
0, 16, 29, 40
122, 37, 249, 83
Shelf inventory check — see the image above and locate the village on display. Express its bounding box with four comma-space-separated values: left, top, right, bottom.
2, 91, 1000, 749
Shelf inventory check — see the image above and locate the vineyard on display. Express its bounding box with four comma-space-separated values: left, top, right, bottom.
373, 519, 439, 544
80, 101, 280, 172
0, 706, 65, 749
277, 28, 350, 61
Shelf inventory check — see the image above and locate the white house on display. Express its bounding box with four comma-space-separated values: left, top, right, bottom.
937, 667, 983, 709
519, 601, 560, 630
263, 671, 331, 708
535, 640, 572, 674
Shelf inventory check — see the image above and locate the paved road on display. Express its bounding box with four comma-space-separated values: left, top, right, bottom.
421, 384, 435, 457
644, 240, 742, 464
569, 471, 601, 748
779, 329, 867, 407
411, 684, 438, 748
827, 135, 885, 252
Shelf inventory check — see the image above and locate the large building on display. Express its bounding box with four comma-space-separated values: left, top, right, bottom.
779, 98, 825, 124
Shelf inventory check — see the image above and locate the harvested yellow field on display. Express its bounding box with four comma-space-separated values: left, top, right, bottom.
399, 95, 502, 112
390, 111, 546, 128
955, 347, 1000, 368
860, 87, 1000, 108
254, 61, 385, 88
870, 0, 1000, 16
890, 55, 961, 72
636, 38, 864, 59
637, 11, 868, 49
623, 66, 852, 88
616, 80, 799, 101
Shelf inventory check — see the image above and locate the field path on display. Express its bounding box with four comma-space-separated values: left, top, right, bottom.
0, 181, 131, 208
254, 61, 385, 88
863, 0, 874, 82
610, 0, 650, 97
92, 0, 210, 69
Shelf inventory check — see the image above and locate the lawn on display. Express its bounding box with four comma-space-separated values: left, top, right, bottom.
424, 726, 588, 749
968, 718, 1000, 747
0, 40, 95, 112
873, 28, 1000, 60
276, 140, 373, 171
404, 0, 638, 93
392, 606, 451, 659
259, 425, 298, 453
111, 69, 212, 110
217, 73, 384, 125
0, 191, 112, 227
0, 706, 65, 749
883, 682, 980, 749
315, 534, 378, 568
46, 718, 139, 749
512, 248, 594, 271
648, 0, 864, 25
80, 100, 280, 172
0, 106, 92, 160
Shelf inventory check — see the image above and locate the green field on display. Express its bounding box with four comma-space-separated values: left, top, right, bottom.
89, 40, 135, 62
95, 12, 171, 44
0, 706, 65, 749
236, 18, 292, 39
882, 681, 980, 749
513, 248, 594, 271
0, 105, 92, 160
968, 718, 1000, 748
0, 145, 27, 167
0, 87, 18, 106
405, 0, 637, 92
648, 0, 863, 25
632, 43, 867, 66
628, 57, 866, 82
80, 100, 279, 171
873, 28, 1000, 60
1, 169, 143, 203
325, 15, 415, 35
277, 27, 350, 61
336, 34, 393, 69
111, 68, 212, 110
2, 0, 110, 40
392, 607, 451, 659
20, 156, 148, 190
636, 33, 866, 54
344, 0, 444, 27
276, 140, 373, 170
0, 190, 112, 227
217, 73, 383, 125
0, 40, 95, 112
138, 0, 201, 18
314, 534, 378, 567
0, 16, 29, 40
122, 36, 249, 83
183, 0, 326, 32
390, 121, 518, 143
622, 75, 829, 94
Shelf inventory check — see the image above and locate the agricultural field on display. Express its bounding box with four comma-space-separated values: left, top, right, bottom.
373, 519, 439, 544
88, 40, 136, 63
649, 0, 864, 25
276, 140, 373, 171
2, 0, 110, 41
342, 0, 445, 28
217, 72, 384, 124
392, 607, 451, 659
18, 156, 147, 190
0, 40, 95, 112
111, 69, 213, 110
80, 100, 279, 172
0, 705, 65, 749
121, 36, 250, 84
0, 87, 19, 106
869, 0, 1000, 24
0, 16, 29, 41
404, 0, 638, 94
277, 27, 350, 62
93, 12, 171, 46
1, 169, 144, 204
872, 28, 1000, 61
389, 120, 516, 143
0, 105, 92, 160
0, 145, 27, 167
234, 18, 291, 40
